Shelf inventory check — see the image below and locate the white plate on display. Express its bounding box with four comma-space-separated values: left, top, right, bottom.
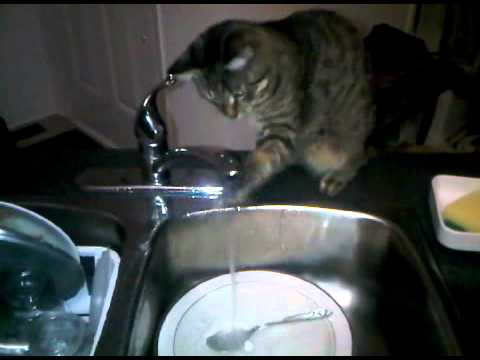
157, 271, 352, 356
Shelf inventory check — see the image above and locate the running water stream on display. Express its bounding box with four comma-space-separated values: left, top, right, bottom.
228, 207, 240, 331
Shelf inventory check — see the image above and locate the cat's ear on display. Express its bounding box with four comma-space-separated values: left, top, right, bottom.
224, 45, 255, 72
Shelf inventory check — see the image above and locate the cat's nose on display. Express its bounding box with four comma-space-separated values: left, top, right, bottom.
224, 95, 239, 119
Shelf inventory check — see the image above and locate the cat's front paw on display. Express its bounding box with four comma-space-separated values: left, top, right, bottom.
319, 172, 350, 196
223, 187, 252, 207
222, 166, 260, 207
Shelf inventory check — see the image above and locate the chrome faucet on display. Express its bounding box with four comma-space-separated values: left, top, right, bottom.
134, 74, 241, 195
76, 74, 242, 223
134, 74, 174, 185
77, 73, 241, 210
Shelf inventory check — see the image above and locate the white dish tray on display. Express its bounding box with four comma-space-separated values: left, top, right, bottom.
430, 175, 480, 252
65, 246, 120, 355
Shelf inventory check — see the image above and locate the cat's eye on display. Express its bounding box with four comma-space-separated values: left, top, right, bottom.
255, 78, 269, 94
233, 90, 246, 99
205, 89, 215, 100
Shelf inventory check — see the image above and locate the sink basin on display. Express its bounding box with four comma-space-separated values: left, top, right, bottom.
129, 205, 461, 355
0, 194, 156, 355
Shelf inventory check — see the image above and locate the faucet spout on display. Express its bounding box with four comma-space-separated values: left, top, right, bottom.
135, 74, 177, 184
133, 74, 241, 195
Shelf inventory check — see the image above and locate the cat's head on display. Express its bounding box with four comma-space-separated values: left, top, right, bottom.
167, 21, 274, 120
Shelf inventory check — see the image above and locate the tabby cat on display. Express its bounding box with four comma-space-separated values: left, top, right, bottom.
168, 10, 375, 203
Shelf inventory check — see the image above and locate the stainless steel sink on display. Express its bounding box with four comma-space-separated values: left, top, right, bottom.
129, 205, 461, 355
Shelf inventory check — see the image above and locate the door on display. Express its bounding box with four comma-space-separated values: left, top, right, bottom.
63, 4, 165, 148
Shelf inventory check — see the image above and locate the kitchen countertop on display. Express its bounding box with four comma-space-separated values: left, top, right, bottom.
1, 148, 480, 354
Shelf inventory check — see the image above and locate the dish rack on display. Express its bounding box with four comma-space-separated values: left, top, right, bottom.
64, 246, 120, 355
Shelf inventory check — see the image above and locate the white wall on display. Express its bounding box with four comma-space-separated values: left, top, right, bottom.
160, 4, 415, 150
36, 5, 76, 118
35, 4, 165, 148
0, 4, 57, 129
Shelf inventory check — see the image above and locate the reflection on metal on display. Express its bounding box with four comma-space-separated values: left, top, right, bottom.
0, 342, 30, 356
80, 183, 224, 199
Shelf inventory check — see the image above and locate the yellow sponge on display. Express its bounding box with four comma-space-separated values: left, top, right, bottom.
443, 190, 480, 233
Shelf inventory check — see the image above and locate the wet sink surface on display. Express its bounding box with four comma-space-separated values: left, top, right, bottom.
130, 205, 461, 355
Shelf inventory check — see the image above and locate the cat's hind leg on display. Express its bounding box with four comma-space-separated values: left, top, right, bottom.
319, 153, 368, 196
302, 137, 368, 196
